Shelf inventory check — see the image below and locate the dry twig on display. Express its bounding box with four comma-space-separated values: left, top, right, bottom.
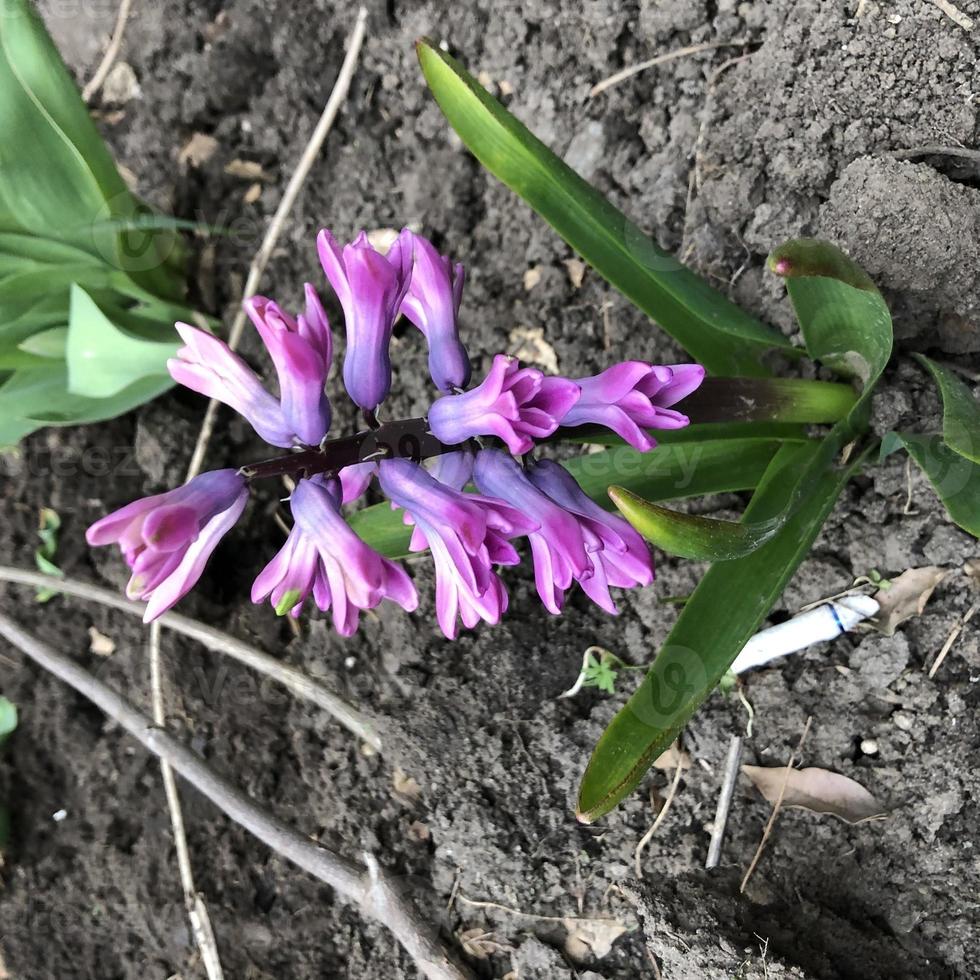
82, 0, 135, 103
705, 735, 743, 870
589, 40, 751, 98
928, 601, 979, 678
0, 566, 380, 749
149, 624, 225, 979
740, 717, 812, 892
0, 613, 473, 980
926, 0, 975, 30
634, 740, 686, 878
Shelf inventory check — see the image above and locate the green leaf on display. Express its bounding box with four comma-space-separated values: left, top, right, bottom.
36, 506, 60, 556
66, 284, 177, 398
416, 39, 795, 376
608, 487, 782, 560
17, 326, 67, 359
0, 696, 16, 743
350, 439, 781, 558
893, 433, 980, 537
913, 354, 980, 464
577, 440, 870, 822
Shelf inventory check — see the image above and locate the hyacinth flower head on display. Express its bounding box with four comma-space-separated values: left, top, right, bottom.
243, 286, 332, 446
168, 323, 299, 448
473, 449, 593, 615
88, 226, 704, 634
526, 459, 653, 613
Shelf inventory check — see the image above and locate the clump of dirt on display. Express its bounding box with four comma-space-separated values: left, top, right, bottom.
1, 1, 978, 978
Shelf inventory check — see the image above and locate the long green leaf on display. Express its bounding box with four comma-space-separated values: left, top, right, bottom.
351, 439, 781, 558
892, 433, 980, 537
913, 354, 980, 464
577, 441, 867, 822
416, 39, 795, 376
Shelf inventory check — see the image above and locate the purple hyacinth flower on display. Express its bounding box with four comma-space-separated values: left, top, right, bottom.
86, 469, 248, 622
428, 354, 580, 455
244, 285, 332, 446
317, 228, 412, 412
168, 324, 296, 447
560, 361, 705, 451
398, 230, 471, 392
473, 449, 592, 615
378, 458, 536, 639
526, 459, 653, 613
252, 477, 417, 634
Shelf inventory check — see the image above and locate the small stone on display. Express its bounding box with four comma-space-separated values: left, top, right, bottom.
860, 738, 879, 755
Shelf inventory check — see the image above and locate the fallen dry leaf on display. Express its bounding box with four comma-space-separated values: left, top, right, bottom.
742, 765, 887, 824
652, 744, 691, 771
564, 258, 586, 288
87, 627, 115, 658
509, 325, 559, 374
964, 558, 980, 584
179, 132, 219, 169
224, 159, 272, 182
871, 566, 950, 635
563, 917, 629, 962
243, 182, 263, 205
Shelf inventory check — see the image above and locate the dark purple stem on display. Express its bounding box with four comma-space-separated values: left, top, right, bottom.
239, 416, 463, 482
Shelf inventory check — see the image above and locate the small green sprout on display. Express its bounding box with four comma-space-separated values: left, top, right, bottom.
34, 508, 64, 602
582, 651, 619, 694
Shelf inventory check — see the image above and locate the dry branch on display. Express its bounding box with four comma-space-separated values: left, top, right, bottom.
0, 613, 473, 980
